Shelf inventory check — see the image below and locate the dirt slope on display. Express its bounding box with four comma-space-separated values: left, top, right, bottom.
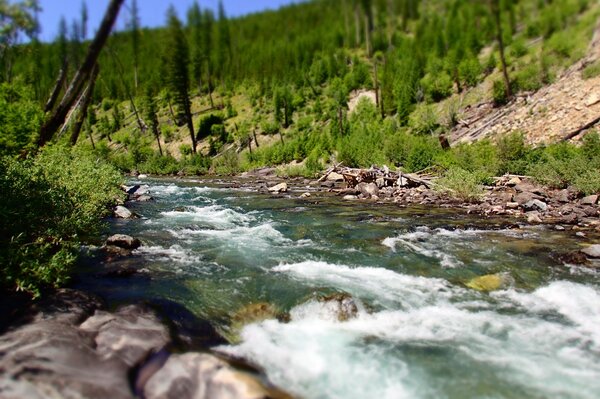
450, 20, 600, 145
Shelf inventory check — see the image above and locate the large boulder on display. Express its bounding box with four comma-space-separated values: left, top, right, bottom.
144, 353, 289, 399
106, 234, 141, 250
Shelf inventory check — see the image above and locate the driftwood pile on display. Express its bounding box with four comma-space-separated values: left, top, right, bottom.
319, 164, 434, 190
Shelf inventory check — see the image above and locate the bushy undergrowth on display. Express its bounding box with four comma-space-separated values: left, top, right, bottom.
435, 167, 484, 202
0, 146, 124, 296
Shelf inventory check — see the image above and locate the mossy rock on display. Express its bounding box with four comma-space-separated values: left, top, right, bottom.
226, 302, 288, 343
465, 274, 512, 292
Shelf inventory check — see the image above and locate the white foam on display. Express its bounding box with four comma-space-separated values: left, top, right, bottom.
161, 205, 254, 228
274, 261, 454, 308
224, 279, 600, 399
134, 244, 201, 265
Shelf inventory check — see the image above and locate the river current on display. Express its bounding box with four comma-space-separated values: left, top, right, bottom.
79, 178, 600, 399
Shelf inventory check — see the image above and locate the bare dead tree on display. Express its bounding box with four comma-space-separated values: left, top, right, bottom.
38, 0, 125, 147
70, 64, 99, 145
44, 63, 68, 113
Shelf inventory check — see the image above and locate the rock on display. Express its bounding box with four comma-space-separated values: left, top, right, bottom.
375, 177, 386, 188
397, 176, 409, 187
555, 225, 565, 231
581, 195, 598, 206
576, 232, 586, 238
524, 199, 548, 212
0, 290, 134, 399
80, 305, 170, 368
585, 93, 600, 107
300, 192, 311, 198
465, 274, 513, 292
555, 189, 570, 203
581, 245, 600, 258
228, 303, 284, 343
357, 182, 379, 198
343, 195, 358, 200
144, 353, 288, 399
102, 245, 133, 259
506, 177, 521, 187
138, 174, 148, 179
506, 202, 519, 209
106, 234, 141, 250
136, 195, 154, 202
318, 293, 359, 322
114, 205, 134, 219
268, 182, 288, 193
326, 172, 344, 182
556, 251, 589, 265
514, 192, 534, 205
526, 211, 543, 223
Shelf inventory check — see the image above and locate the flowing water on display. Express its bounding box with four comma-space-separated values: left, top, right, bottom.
79, 178, 600, 399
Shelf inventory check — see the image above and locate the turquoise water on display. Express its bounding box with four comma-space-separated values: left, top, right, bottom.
85, 178, 600, 399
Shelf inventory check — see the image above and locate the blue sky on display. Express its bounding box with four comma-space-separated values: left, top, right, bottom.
36, 0, 301, 42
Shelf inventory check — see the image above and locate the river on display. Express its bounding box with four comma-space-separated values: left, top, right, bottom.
77, 177, 600, 399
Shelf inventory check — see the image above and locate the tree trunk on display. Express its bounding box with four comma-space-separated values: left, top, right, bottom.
107, 46, 145, 133
38, 0, 125, 147
184, 98, 197, 154
354, 4, 361, 47
70, 64, 99, 145
44, 62, 68, 113
374, 62, 379, 107
155, 128, 163, 156
491, 0, 511, 99
253, 129, 259, 148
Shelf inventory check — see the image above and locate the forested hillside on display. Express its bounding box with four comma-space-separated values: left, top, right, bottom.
2, 0, 600, 181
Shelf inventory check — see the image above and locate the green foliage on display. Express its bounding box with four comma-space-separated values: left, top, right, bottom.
435, 167, 484, 202
0, 146, 123, 296
582, 60, 600, 80
409, 103, 439, 135
420, 72, 453, 103
0, 81, 43, 155
211, 150, 240, 175
492, 79, 508, 106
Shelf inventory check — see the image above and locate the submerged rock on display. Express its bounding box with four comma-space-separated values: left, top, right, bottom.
318, 292, 359, 322
465, 274, 513, 292
106, 234, 141, 250
228, 303, 285, 343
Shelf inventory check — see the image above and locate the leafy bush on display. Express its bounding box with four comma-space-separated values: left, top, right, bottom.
420, 72, 453, 102
409, 103, 439, 135
0, 146, 124, 296
582, 60, 600, 80
492, 79, 509, 106
435, 167, 484, 202
139, 154, 180, 175
211, 150, 240, 175
0, 82, 43, 155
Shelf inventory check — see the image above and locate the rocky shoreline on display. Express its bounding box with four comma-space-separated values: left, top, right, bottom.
0, 287, 291, 399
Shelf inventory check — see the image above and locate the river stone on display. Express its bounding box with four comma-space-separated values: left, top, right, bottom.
136, 194, 154, 202
524, 199, 548, 212
581, 244, 600, 258
555, 189, 570, 203
106, 234, 141, 250
343, 195, 358, 200
114, 206, 134, 219
465, 274, 512, 292
318, 293, 359, 321
527, 211, 543, 223
0, 290, 134, 399
300, 192, 311, 198
144, 353, 284, 399
80, 305, 170, 367
581, 195, 598, 206
268, 182, 287, 193
514, 192, 534, 205
326, 172, 344, 182
357, 182, 379, 198
506, 177, 521, 187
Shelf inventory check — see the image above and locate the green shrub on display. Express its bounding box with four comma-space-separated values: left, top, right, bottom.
458, 57, 482, 88
420, 72, 453, 102
582, 60, 600, 80
492, 79, 509, 106
0, 146, 123, 296
514, 62, 544, 92
435, 167, 484, 202
211, 150, 240, 175
0, 82, 43, 155
139, 154, 180, 175
409, 103, 440, 135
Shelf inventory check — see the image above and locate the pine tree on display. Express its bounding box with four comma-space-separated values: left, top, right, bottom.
164, 6, 197, 153
128, 0, 140, 91
141, 88, 163, 156
187, 1, 204, 96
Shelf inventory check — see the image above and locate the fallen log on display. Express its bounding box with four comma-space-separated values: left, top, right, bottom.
561, 115, 600, 142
